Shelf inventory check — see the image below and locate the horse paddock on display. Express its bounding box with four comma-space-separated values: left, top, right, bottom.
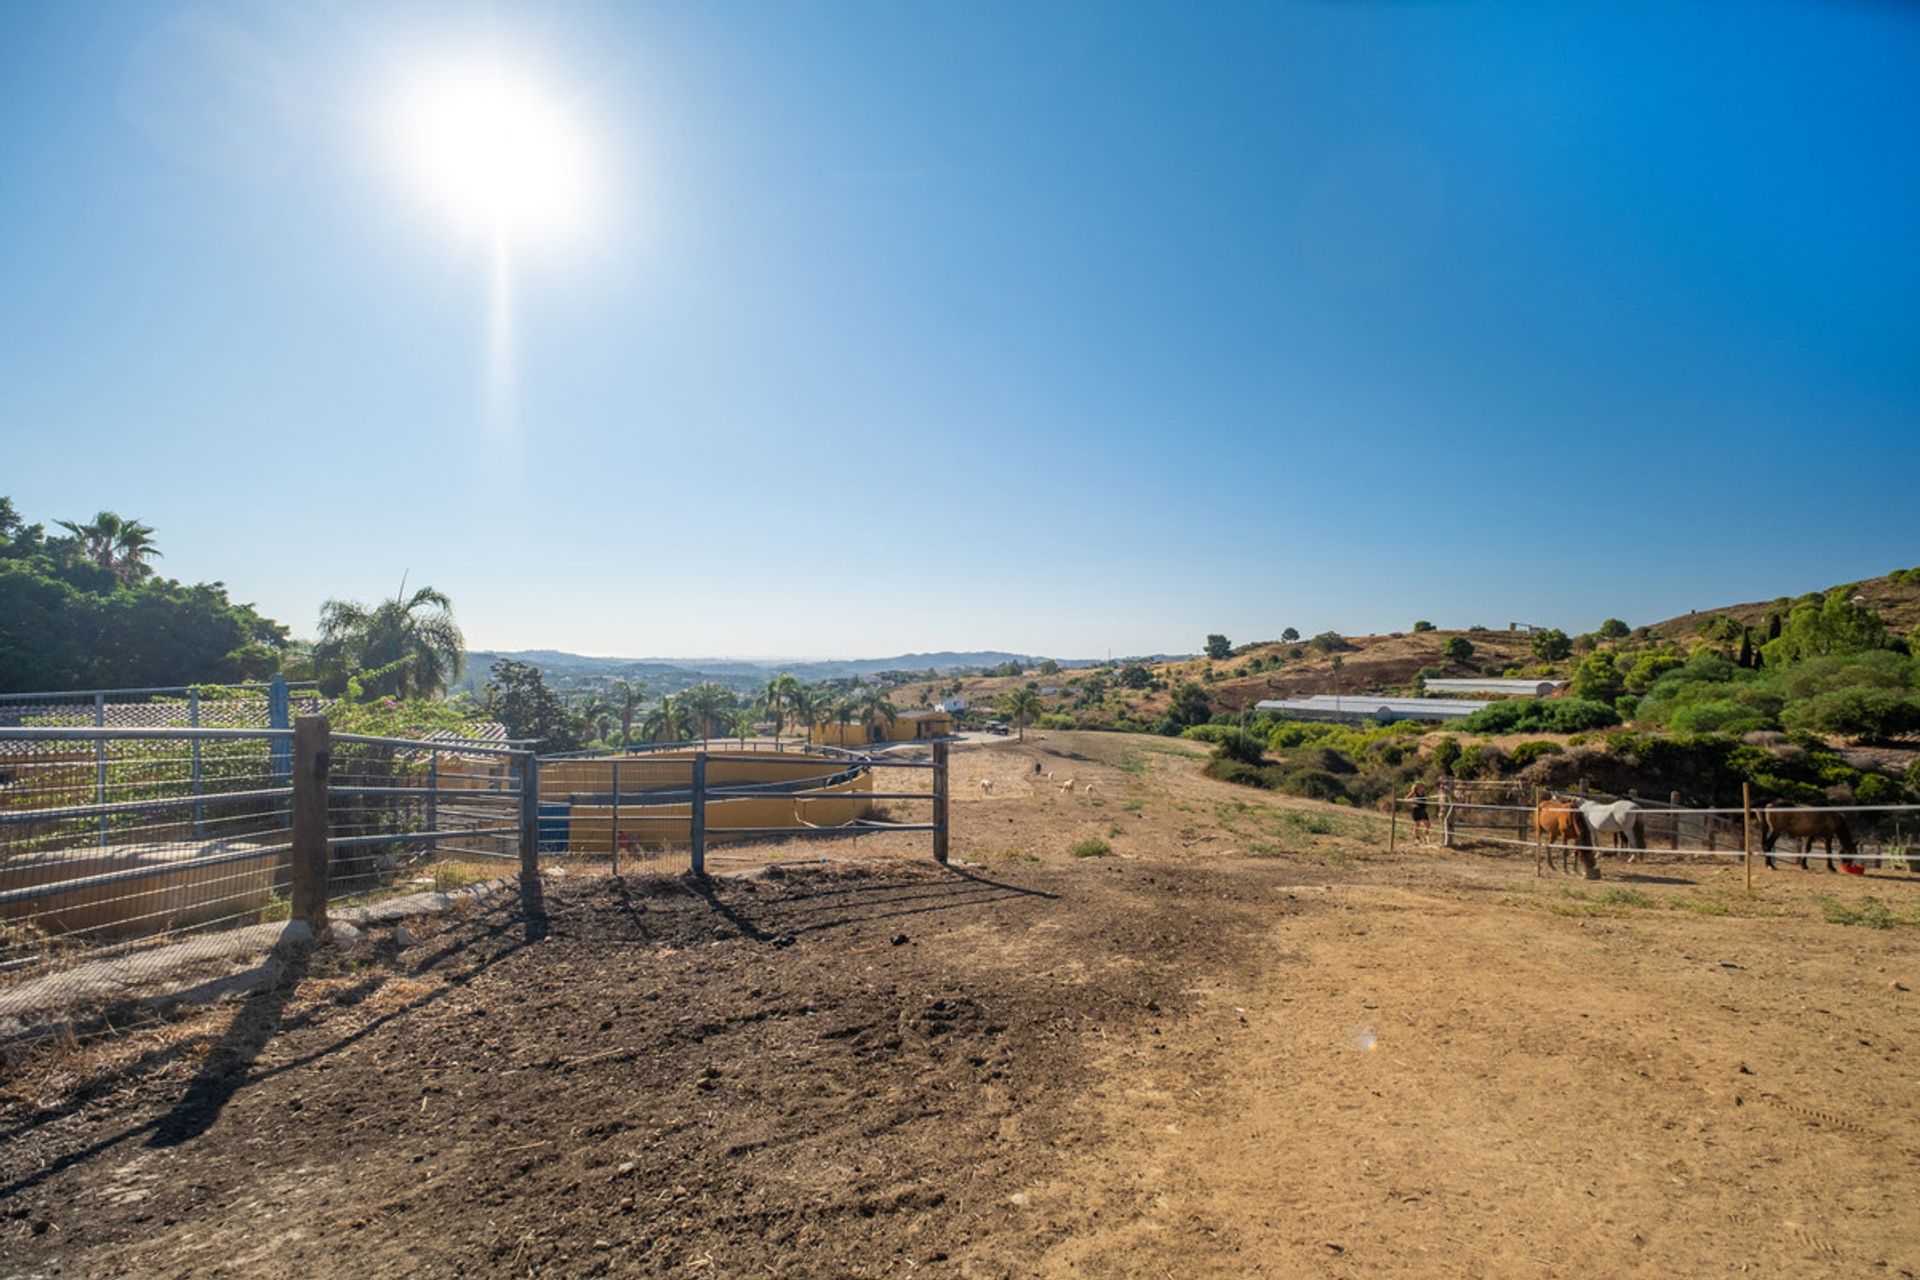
4, 748, 1919, 1278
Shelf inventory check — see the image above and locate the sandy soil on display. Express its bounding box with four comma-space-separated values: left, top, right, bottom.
4, 732, 1918, 1278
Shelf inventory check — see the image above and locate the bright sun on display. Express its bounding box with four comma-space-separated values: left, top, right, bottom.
394, 61, 592, 243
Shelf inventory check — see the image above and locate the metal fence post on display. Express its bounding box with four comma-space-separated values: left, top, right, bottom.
268, 673, 292, 782
1742, 782, 1754, 894
427, 750, 439, 857
289, 714, 332, 933
518, 752, 541, 882
190, 688, 204, 838
1441, 779, 1456, 849
94, 692, 107, 846
690, 751, 707, 876
610, 759, 622, 876
932, 740, 950, 865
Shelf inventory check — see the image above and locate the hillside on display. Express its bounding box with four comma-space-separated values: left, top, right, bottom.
1646, 567, 1920, 643
944, 564, 1920, 730
453, 649, 1111, 697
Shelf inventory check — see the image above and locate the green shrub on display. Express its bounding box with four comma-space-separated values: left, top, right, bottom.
1069, 836, 1112, 859
1456, 742, 1510, 779
1412, 620, 1435, 633
1855, 772, 1903, 805
1669, 700, 1773, 736
1460, 698, 1619, 734
1280, 769, 1348, 801
1211, 729, 1270, 767
1203, 758, 1268, 788
1431, 735, 1463, 775
1568, 651, 1625, 704
1442, 636, 1474, 662
1036, 712, 1076, 729
1509, 740, 1563, 769
1780, 688, 1920, 741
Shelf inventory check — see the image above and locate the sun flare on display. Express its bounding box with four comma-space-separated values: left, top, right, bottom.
392, 60, 592, 243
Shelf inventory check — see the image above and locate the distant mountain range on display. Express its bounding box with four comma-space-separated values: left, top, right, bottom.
452, 649, 1122, 696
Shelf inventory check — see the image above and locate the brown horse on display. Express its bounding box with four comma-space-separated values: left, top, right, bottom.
1534, 797, 1599, 880
1761, 804, 1858, 872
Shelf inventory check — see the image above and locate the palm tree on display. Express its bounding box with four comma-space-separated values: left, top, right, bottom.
729, 706, 759, 746
763, 673, 802, 745
830, 699, 858, 745
607, 679, 648, 748
56, 511, 163, 583
641, 695, 694, 744
680, 682, 737, 743
855, 684, 898, 743
787, 684, 824, 744
575, 694, 617, 745
313, 584, 465, 700
1001, 687, 1044, 742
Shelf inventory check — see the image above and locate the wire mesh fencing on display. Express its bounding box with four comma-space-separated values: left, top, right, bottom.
0, 727, 297, 1004
0, 719, 530, 1037
0, 677, 325, 735
327, 734, 526, 903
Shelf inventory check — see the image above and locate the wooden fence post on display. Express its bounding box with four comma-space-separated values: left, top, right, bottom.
289, 714, 332, 933
1388, 791, 1398, 853
1531, 784, 1543, 876
1441, 780, 1455, 849
690, 751, 707, 876
1670, 790, 1682, 851
518, 752, 540, 883
932, 740, 951, 865
1742, 782, 1754, 894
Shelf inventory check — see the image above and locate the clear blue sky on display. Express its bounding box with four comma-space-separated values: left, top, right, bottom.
3, 1, 1916, 659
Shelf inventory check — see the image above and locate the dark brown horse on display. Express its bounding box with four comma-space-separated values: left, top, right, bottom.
1534, 797, 1599, 879
1761, 804, 1858, 872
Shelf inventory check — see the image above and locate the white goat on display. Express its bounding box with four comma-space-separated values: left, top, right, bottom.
1058, 778, 1076, 794
978, 778, 995, 794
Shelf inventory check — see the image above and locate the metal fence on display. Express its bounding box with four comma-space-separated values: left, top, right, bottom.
0, 717, 952, 1034
1390, 778, 1920, 874
0, 676, 325, 735
0, 719, 526, 1032
530, 738, 951, 875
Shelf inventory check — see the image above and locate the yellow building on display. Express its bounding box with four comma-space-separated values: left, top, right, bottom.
810, 709, 953, 747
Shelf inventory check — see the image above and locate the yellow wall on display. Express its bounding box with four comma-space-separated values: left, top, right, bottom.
809, 713, 950, 746
888, 712, 952, 741
0, 842, 287, 938
539, 750, 852, 800
809, 722, 870, 747
563, 766, 875, 850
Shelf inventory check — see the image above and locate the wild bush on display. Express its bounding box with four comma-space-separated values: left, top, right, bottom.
1211, 729, 1270, 767
1508, 740, 1563, 769
1460, 697, 1619, 734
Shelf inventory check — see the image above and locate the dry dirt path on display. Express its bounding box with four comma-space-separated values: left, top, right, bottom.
1021, 863, 1920, 1278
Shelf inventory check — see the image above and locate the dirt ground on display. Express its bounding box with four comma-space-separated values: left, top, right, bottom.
4, 731, 1919, 1278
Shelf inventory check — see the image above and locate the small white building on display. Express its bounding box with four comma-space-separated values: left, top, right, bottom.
935, 697, 967, 714
1422, 678, 1566, 699
1256, 696, 1484, 725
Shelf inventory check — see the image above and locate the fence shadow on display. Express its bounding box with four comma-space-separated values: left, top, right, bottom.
0, 898, 538, 1200
683, 862, 1058, 943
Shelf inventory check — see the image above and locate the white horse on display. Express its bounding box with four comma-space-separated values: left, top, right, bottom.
1578, 800, 1645, 863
